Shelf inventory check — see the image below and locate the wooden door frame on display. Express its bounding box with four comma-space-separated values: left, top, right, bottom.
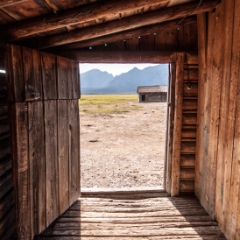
77, 51, 197, 195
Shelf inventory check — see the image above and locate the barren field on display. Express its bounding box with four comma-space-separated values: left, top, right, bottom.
80, 95, 167, 190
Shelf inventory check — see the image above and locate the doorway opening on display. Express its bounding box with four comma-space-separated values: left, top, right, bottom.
79, 63, 169, 192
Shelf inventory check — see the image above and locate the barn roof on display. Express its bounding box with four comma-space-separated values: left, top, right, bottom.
137, 85, 168, 93
0, 0, 219, 54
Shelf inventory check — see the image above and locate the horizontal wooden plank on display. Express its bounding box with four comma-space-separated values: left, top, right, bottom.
3, 0, 170, 41
0, 189, 14, 220
183, 82, 198, 97
180, 180, 195, 192
182, 99, 198, 111
36, 236, 226, 240
180, 155, 195, 168
0, 156, 12, 177
181, 128, 196, 139
0, 171, 13, 199
182, 113, 197, 125
183, 69, 199, 81
24, 0, 219, 49
61, 16, 196, 50
180, 168, 195, 179
181, 141, 196, 154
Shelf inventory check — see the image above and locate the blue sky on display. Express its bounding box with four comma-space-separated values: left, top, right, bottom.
79, 63, 160, 76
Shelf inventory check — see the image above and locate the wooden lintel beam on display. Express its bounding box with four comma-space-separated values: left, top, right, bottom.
58, 16, 196, 50
23, 0, 220, 49
53, 50, 198, 64
2, 0, 169, 41
0, 0, 26, 7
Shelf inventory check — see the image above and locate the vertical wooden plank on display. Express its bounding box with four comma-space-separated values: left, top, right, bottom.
166, 63, 175, 194
214, 0, 235, 234
68, 100, 80, 204
179, 22, 198, 52
58, 100, 69, 213
171, 52, 184, 196
57, 56, 70, 99
139, 34, 155, 51
204, 3, 225, 218
32, 49, 43, 100
41, 53, 57, 100
155, 29, 178, 51
224, 0, 240, 238
71, 60, 80, 99
7, 45, 24, 102
22, 47, 42, 101
28, 101, 45, 235
45, 100, 59, 227
11, 102, 31, 239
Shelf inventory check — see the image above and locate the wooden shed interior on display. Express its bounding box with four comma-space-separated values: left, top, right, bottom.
0, 0, 239, 239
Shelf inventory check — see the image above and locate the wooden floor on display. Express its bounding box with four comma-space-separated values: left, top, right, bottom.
36, 193, 226, 240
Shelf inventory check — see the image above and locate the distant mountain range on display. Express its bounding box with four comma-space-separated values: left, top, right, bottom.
80, 65, 168, 94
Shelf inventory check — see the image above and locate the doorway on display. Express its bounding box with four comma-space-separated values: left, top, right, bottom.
79, 63, 169, 192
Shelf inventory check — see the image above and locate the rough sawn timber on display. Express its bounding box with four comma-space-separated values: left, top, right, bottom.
2, 0, 169, 41
23, 0, 220, 49
36, 195, 226, 239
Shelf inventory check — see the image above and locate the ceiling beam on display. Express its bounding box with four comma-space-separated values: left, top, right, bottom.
54, 50, 198, 64
2, 0, 169, 41
0, 0, 27, 7
58, 16, 196, 50
23, 0, 220, 49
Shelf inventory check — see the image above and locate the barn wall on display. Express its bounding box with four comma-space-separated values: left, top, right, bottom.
0, 66, 16, 238
196, 1, 240, 239
86, 21, 198, 52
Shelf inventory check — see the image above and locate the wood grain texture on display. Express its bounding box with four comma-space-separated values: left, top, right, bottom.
196, 0, 240, 239
45, 100, 59, 227
68, 100, 80, 204
24, 0, 220, 49
171, 52, 184, 196
60, 17, 196, 50
37, 196, 225, 239
41, 53, 57, 100
6, 45, 81, 238
56, 50, 177, 63
2, 0, 170, 41
11, 102, 31, 239
57, 100, 69, 214
28, 101, 45, 234
165, 63, 175, 195
7, 44, 24, 102
57, 56, 70, 99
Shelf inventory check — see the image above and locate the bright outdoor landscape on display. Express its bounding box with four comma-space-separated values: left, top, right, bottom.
80, 64, 168, 190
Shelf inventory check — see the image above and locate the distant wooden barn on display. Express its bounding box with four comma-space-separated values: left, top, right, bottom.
137, 85, 168, 102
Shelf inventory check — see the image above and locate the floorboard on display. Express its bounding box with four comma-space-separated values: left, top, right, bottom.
36, 194, 226, 239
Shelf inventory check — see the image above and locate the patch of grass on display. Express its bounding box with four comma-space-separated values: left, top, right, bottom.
79, 95, 138, 105
79, 95, 142, 114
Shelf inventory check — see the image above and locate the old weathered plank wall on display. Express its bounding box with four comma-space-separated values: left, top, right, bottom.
0, 65, 16, 239
6, 44, 80, 239
196, 1, 240, 239
81, 21, 198, 52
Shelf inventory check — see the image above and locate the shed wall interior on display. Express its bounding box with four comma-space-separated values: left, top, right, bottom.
196, 0, 240, 239
0, 0, 239, 239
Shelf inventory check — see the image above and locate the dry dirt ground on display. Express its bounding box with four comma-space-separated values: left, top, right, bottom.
80, 97, 167, 190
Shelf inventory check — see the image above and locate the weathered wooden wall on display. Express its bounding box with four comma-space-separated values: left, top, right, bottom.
0, 66, 16, 239
6, 45, 80, 239
196, 1, 240, 239
139, 92, 167, 102
76, 21, 198, 52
